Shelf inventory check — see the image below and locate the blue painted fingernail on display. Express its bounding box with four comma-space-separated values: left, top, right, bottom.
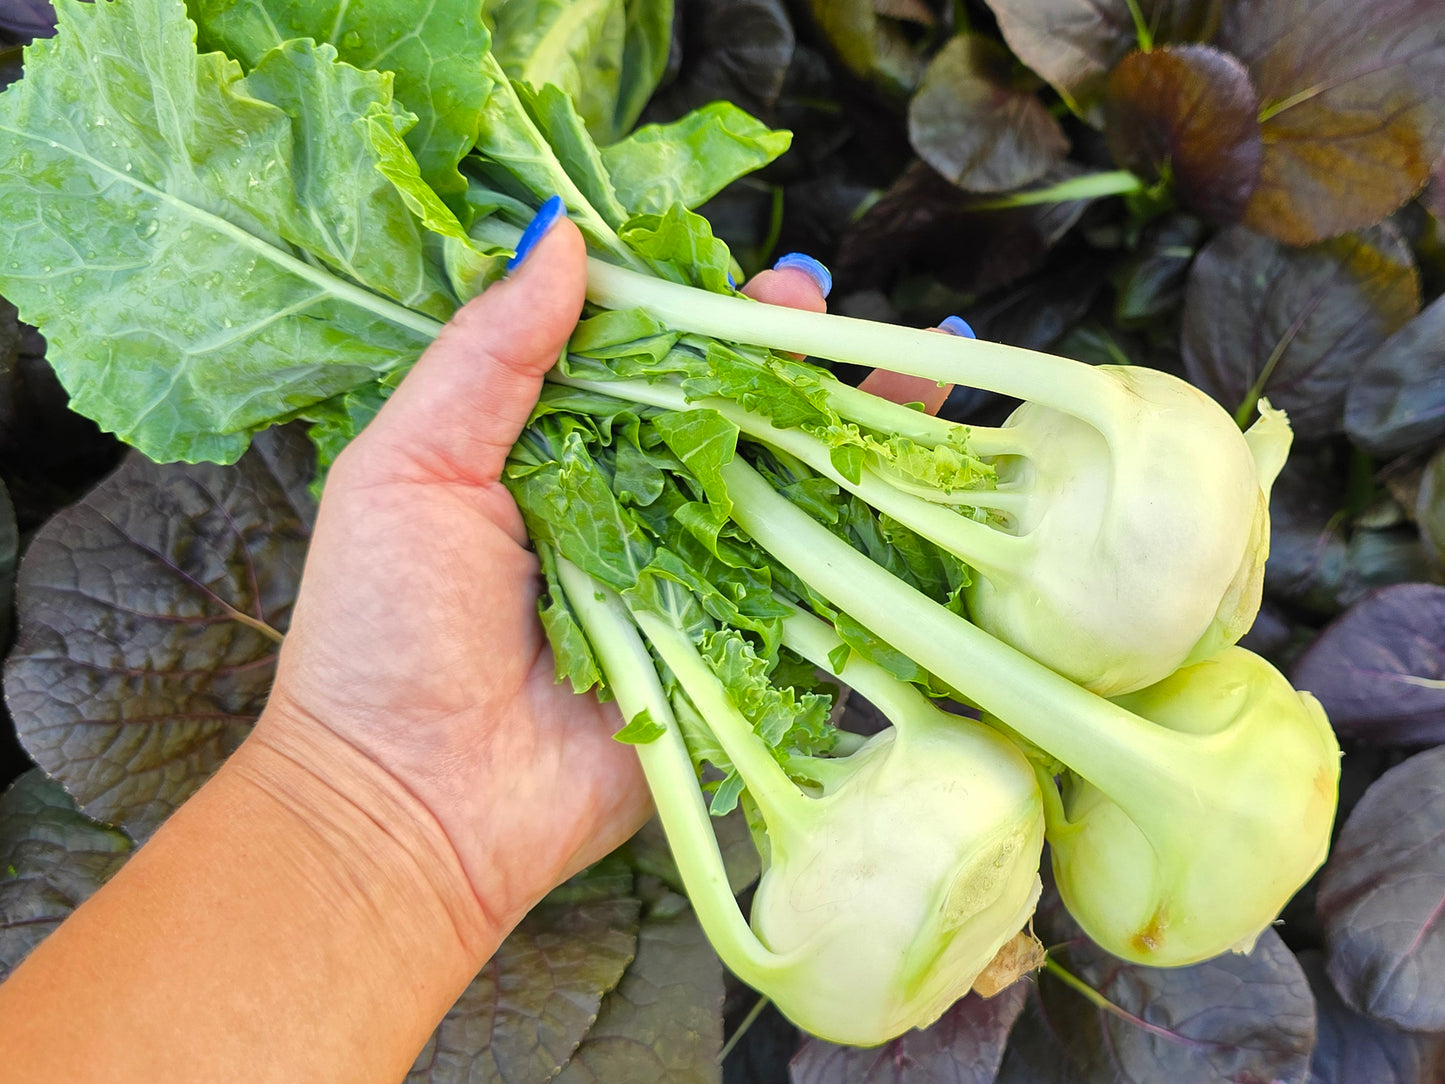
507, 195, 566, 271
940, 315, 976, 338
772, 253, 832, 298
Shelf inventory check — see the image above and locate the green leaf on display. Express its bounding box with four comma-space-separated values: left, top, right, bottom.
190, 0, 494, 213
516, 81, 631, 229
613, 708, 667, 744
1104, 45, 1263, 224
908, 34, 1067, 194
537, 541, 605, 695
3, 428, 315, 840
553, 894, 725, 1084
700, 629, 833, 756
1220, 0, 1445, 245
0, 770, 133, 982
487, 0, 671, 144
612, 0, 674, 141
602, 102, 792, 216
801, 0, 938, 97
651, 409, 739, 515
620, 204, 735, 291
409, 858, 641, 1082
0, 0, 444, 463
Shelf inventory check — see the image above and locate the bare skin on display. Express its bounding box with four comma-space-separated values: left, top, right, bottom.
0, 218, 951, 1082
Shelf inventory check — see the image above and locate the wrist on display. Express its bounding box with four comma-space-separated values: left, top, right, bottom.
240, 704, 507, 963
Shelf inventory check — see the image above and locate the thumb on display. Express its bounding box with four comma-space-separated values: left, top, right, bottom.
357, 206, 587, 485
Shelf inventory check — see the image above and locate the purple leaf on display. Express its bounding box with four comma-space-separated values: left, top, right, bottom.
1104, 45, 1261, 223
789, 980, 1028, 1083
411, 860, 642, 1083
835, 161, 1094, 296
977, 0, 1220, 118
908, 34, 1068, 194
1292, 584, 1445, 746
0, 770, 131, 982
0, 0, 56, 41
3, 427, 315, 840
1302, 950, 1445, 1084
1023, 875, 1316, 1083
1219, 0, 1445, 245
1182, 224, 1419, 437
1344, 294, 1445, 457
1317, 745, 1445, 1032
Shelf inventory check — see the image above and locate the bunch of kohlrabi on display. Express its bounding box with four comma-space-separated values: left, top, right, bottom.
0, 0, 1340, 1047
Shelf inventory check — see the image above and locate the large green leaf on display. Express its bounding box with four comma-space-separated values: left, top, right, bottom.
191, 0, 494, 212
0, 0, 445, 464
0, 770, 132, 982
3, 428, 315, 840
602, 102, 791, 216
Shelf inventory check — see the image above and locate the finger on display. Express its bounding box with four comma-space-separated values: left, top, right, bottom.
858, 317, 975, 416
741, 252, 830, 314
356, 200, 587, 486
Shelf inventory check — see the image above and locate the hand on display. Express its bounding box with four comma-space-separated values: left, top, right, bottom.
255, 218, 958, 947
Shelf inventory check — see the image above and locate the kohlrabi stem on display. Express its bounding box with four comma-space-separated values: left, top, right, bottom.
550, 373, 1027, 580
553, 558, 786, 982
964, 171, 1145, 211
780, 606, 945, 731
717, 457, 1193, 810
582, 258, 1131, 436
630, 610, 812, 831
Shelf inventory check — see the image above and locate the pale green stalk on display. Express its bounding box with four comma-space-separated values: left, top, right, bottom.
552, 557, 789, 982
583, 256, 1131, 436
715, 456, 1193, 813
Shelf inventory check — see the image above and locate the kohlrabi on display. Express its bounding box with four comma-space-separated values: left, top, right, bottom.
553, 556, 1044, 1045
546, 257, 1295, 696
709, 454, 1340, 967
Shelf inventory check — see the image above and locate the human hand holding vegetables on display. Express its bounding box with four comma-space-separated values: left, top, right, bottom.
0, 208, 935, 1079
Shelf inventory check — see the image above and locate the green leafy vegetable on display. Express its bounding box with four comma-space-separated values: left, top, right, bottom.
0, 0, 449, 462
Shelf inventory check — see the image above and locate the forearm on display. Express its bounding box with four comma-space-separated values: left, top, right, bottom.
0, 711, 500, 1083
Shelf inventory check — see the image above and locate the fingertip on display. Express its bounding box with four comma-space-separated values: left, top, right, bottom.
740, 268, 828, 313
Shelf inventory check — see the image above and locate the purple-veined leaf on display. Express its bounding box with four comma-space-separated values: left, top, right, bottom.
1344, 294, 1445, 457
1219, 0, 1445, 245
552, 892, 725, 1084
909, 34, 1067, 194
1016, 873, 1315, 1083
1292, 584, 1445, 746
409, 858, 641, 1083
789, 980, 1028, 1083
835, 161, 1094, 297
978, 0, 1220, 118
1182, 223, 1419, 437
1302, 949, 1445, 1084
0, 769, 131, 982
1104, 45, 1261, 223
1317, 745, 1445, 1032
3, 427, 314, 840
